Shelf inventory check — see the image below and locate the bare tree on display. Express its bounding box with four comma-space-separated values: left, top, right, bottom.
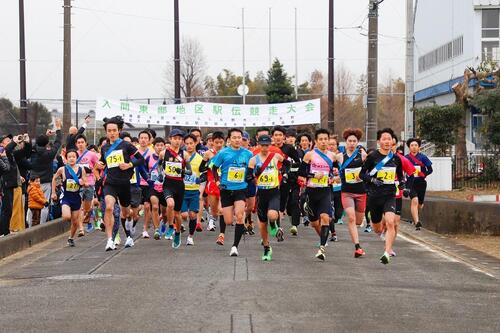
165, 37, 207, 100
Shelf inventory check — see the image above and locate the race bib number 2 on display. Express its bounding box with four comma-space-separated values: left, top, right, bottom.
228, 167, 245, 183
376, 167, 396, 185
106, 150, 124, 168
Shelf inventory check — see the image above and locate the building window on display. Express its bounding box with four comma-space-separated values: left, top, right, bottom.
418, 36, 464, 72
482, 9, 500, 62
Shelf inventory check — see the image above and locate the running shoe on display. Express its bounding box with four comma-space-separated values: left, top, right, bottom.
315, 246, 326, 261
172, 233, 181, 249
180, 224, 186, 233
67, 238, 75, 247
99, 222, 105, 232
86, 223, 94, 233
380, 252, 391, 264
165, 227, 174, 240
216, 233, 225, 246
94, 219, 101, 231
77, 229, 85, 237
262, 247, 273, 261
269, 223, 278, 238
160, 221, 167, 235
276, 227, 284, 242
186, 236, 194, 246
415, 222, 422, 231
303, 217, 310, 227
364, 225, 372, 233
329, 232, 338, 242
354, 248, 365, 258
105, 238, 115, 251
114, 233, 121, 246
142, 230, 150, 239
139, 209, 144, 217
247, 224, 255, 235
195, 222, 203, 232
124, 236, 134, 248
207, 216, 216, 231
389, 250, 397, 257
290, 225, 298, 236
229, 246, 239, 257
154, 229, 160, 240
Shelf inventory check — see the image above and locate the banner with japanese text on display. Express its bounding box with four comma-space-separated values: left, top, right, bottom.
96, 98, 321, 128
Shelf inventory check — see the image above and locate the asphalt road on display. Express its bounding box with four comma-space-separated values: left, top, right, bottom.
0, 219, 498, 333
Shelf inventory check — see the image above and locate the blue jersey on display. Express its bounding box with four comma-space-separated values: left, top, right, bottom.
405, 152, 433, 178
210, 146, 252, 191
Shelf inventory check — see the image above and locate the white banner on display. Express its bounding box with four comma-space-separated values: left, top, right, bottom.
95, 98, 321, 128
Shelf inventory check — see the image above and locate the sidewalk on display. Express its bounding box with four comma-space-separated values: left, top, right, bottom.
398, 221, 500, 279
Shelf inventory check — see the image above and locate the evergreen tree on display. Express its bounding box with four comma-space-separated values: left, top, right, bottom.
265, 59, 295, 103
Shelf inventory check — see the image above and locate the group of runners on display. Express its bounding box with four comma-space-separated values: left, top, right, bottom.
52, 115, 433, 264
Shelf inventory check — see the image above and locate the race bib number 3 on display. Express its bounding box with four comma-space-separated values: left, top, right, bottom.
376, 167, 396, 185
66, 179, 80, 192
228, 167, 245, 183
344, 167, 362, 184
165, 162, 182, 177
106, 150, 124, 169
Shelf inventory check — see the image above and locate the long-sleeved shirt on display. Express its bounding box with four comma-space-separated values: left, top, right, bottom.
361, 150, 404, 197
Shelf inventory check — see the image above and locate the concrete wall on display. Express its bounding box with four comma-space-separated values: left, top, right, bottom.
401, 197, 500, 235
425, 157, 453, 191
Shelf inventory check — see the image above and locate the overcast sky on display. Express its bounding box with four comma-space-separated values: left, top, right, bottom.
0, 0, 406, 104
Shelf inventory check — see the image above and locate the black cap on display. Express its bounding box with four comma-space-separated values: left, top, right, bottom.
0, 134, 13, 143
169, 129, 185, 138
286, 127, 297, 137
257, 134, 272, 145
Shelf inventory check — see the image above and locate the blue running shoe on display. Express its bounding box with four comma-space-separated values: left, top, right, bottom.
172, 232, 181, 249
160, 221, 167, 236
165, 227, 174, 240
86, 223, 94, 233
364, 225, 372, 233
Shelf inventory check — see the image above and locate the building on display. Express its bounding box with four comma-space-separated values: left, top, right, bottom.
413, 0, 500, 151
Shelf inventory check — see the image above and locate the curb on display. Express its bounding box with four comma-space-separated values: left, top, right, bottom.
0, 218, 69, 260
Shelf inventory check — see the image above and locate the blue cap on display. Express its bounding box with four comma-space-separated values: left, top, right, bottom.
169, 129, 185, 138
257, 134, 272, 145
242, 131, 250, 141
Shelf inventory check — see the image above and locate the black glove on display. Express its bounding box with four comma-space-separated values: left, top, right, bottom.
199, 173, 207, 183
370, 177, 384, 187
175, 167, 183, 174
403, 188, 410, 198
398, 181, 406, 191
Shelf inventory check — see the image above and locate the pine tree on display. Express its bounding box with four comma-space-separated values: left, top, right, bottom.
265, 59, 295, 103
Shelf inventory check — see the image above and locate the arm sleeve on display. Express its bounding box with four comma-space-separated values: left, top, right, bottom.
360, 153, 374, 182
199, 159, 208, 172
298, 160, 310, 177
211, 165, 220, 182
395, 156, 404, 183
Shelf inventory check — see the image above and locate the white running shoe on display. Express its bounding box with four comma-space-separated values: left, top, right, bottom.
105, 238, 115, 251
229, 246, 239, 257
186, 236, 194, 246
124, 236, 134, 248
142, 230, 150, 239
207, 217, 216, 231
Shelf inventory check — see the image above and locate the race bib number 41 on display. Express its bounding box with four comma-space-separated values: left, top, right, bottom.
376, 167, 396, 185
228, 167, 245, 183
106, 150, 124, 168
66, 179, 80, 192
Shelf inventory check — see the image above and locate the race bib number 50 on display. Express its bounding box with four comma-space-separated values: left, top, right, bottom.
106, 150, 124, 168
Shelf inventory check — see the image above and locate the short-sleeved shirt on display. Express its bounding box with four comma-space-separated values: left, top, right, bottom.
100, 140, 139, 186
210, 147, 252, 191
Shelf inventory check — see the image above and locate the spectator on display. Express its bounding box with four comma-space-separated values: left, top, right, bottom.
66, 116, 91, 150
0, 133, 31, 236
29, 118, 62, 225
27, 176, 48, 227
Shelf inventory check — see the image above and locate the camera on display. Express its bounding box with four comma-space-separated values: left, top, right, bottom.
17, 135, 23, 141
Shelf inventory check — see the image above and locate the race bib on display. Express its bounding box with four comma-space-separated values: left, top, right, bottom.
344, 167, 362, 184
165, 162, 182, 177
414, 165, 422, 177
258, 170, 277, 187
130, 170, 137, 184
184, 174, 198, 186
106, 150, 124, 169
150, 169, 160, 183
332, 180, 342, 191
376, 167, 396, 185
395, 180, 400, 196
311, 173, 329, 187
66, 179, 80, 192
228, 167, 245, 183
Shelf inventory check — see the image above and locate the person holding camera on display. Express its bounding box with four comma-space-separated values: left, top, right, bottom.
29, 118, 63, 225
0, 133, 31, 236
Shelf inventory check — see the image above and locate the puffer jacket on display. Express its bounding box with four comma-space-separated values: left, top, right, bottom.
28, 182, 47, 209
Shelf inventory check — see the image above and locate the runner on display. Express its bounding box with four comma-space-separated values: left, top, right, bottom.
51, 149, 88, 247
297, 132, 312, 227
75, 134, 99, 236
135, 130, 154, 238
242, 131, 256, 235
298, 128, 337, 261
210, 128, 253, 257
405, 138, 433, 231
336, 128, 368, 258
327, 135, 342, 242
160, 129, 192, 249
248, 134, 284, 261
148, 137, 168, 241
360, 128, 405, 264
182, 134, 208, 246
96, 116, 145, 251
190, 128, 208, 232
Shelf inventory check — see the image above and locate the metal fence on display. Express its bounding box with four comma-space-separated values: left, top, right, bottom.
452, 154, 500, 189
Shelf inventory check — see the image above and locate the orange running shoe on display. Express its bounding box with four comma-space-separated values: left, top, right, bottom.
216, 233, 225, 246
354, 248, 365, 258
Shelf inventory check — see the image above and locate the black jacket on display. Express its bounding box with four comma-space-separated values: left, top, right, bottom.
0, 156, 10, 176
1, 141, 31, 189
30, 130, 62, 183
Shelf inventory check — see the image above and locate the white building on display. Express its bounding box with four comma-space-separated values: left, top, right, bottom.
413, 0, 499, 151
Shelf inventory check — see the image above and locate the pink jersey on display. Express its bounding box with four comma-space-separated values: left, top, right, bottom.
77, 150, 99, 186
138, 148, 153, 186
307, 149, 332, 188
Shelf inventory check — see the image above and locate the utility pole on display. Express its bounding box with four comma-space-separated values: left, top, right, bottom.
366, 0, 382, 150
170, 0, 180, 136
18, 0, 28, 135
63, 0, 71, 135
242, 8, 246, 104
294, 8, 299, 100
327, 0, 334, 132
405, 0, 415, 140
